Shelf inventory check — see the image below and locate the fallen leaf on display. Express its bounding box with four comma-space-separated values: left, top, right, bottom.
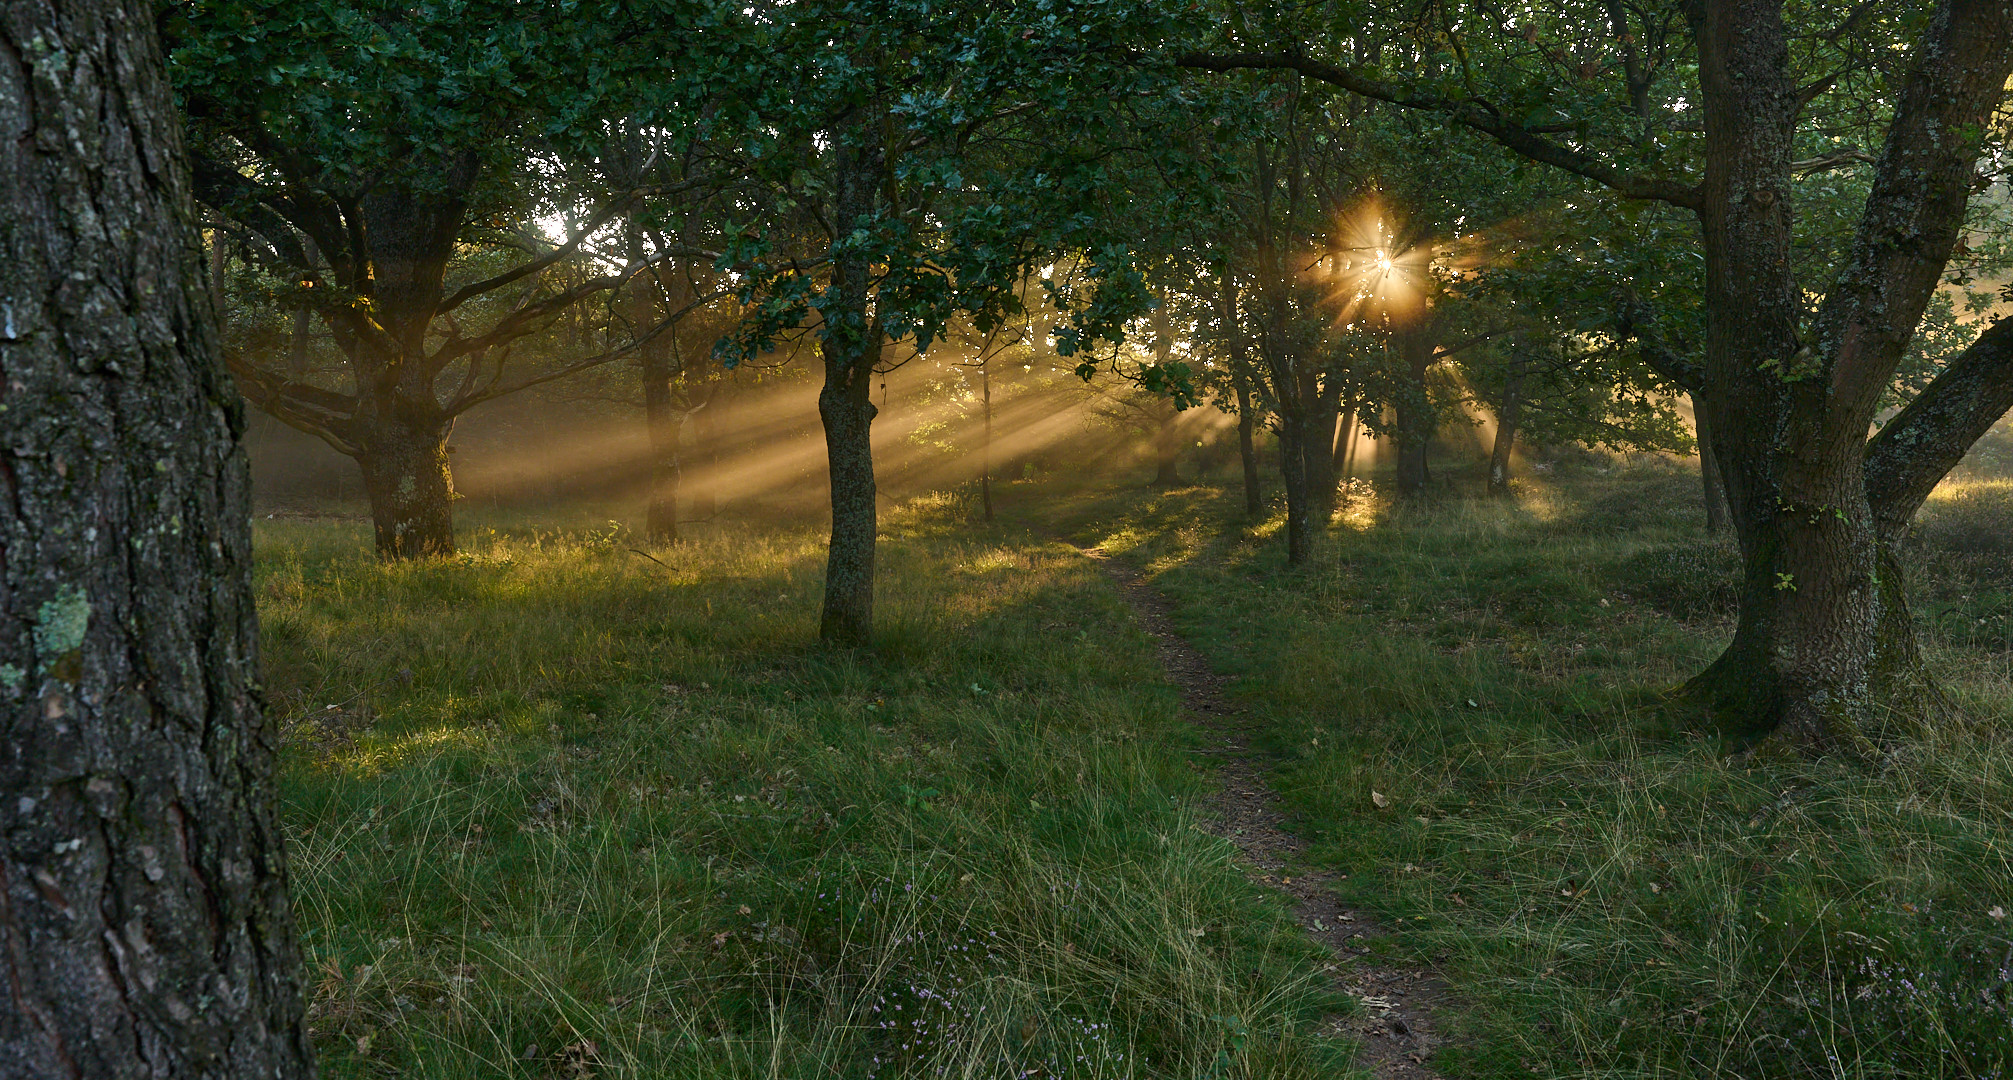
1371, 791, 1390, 809
558, 1039, 602, 1079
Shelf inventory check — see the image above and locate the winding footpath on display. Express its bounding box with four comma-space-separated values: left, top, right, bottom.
1079, 546, 1455, 1080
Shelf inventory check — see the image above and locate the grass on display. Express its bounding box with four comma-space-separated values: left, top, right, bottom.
256, 494, 1348, 1079
1029, 460, 2013, 1079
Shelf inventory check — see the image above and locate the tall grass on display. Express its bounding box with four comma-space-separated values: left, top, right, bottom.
1045, 462, 2013, 1079
258, 497, 1347, 1079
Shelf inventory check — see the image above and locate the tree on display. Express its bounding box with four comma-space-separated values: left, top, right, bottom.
166, 0, 722, 558
714, 0, 1192, 642
1185, 1, 2013, 750
0, 0, 312, 1073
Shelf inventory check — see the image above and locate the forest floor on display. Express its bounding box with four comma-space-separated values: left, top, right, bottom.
1078, 544, 1452, 1080
256, 459, 2013, 1079
1030, 459, 2013, 1079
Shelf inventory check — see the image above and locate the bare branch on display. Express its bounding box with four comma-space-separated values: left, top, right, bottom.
448, 287, 737, 413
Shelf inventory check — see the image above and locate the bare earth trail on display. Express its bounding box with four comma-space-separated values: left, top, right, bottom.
1078, 545, 1455, 1080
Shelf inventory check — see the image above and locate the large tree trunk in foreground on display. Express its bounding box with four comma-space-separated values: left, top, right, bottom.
1394, 329, 1435, 497
356, 406, 456, 559
0, 1, 314, 1075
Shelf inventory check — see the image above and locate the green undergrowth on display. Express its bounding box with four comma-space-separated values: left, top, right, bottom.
257, 495, 1347, 1079
1034, 463, 2013, 1080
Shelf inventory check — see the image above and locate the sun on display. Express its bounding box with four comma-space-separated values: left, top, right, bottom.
1318, 197, 1430, 330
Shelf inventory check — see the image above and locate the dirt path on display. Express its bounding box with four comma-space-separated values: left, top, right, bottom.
1080, 546, 1454, 1080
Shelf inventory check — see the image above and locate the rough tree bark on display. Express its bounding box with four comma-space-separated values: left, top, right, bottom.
1693, 394, 1729, 532
817, 138, 883, 644
355, 404, 456, 559
1680, 0, 2013, 748
0, 0, 315, 1075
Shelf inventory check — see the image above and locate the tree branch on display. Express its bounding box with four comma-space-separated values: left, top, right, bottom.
1612, 291, 1705, 392
447, 287, 736, 413
1864, 315, 2013, 536
1176, 50, 1703, 210
224, 355, 362, 458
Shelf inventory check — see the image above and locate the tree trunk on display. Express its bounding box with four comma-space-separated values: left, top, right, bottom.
689, 368, 720, 520
980, 360, 994, 523
1488, 361, 1524, 497
1149, 289, 1179, 487
1235, 377, 1262, 514
1394, 329, 1435, 497
285, 235, 319, 379
1680, 2, 1884, 749
1302, 379, 1341, 517
1221, 278, 1263, 516
1694, 395, 1729, 532
1276, 417, 1314, 565
0, 0, 314, 1075
356, 407, 456, 559
640, 338, 681, 544
817, 136, 882, 644
818, 357, 878, 643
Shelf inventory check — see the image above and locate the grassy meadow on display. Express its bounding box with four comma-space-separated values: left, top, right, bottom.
256, 495, 1344, 1080
1036, 461, 2013, 1079
257, 458, 2013, 1079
